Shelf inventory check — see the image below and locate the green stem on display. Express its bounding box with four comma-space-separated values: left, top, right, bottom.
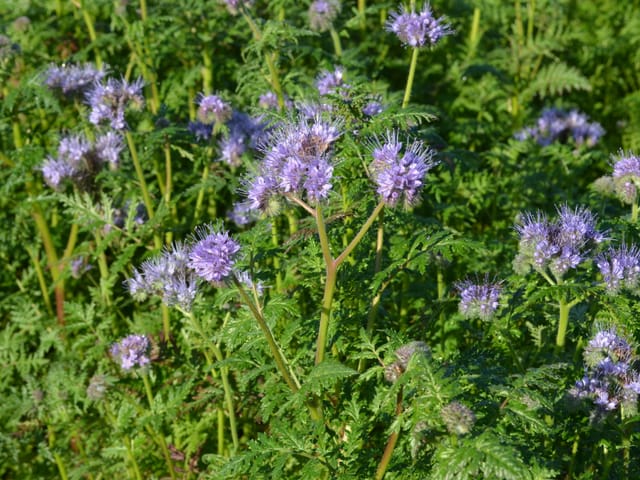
183, 310, 239, 453
402, 47, 419, 108
632, 202, 638, 223
139, 0, 148, 21
357, 0, 366, 29
125, 131, 161, 249
241, 11, 285, 109
374, 388, 403, 480
358, 212, 385, 372
48, 426, 69, 480
78, 1, 103, 69
194, 164, 209, 223
141, 373, 177, 480
329, 27, 343, 57
437, 267, 446, 353
217, 407, 225, 455
316, 201, 385, 366
94, 230, 112, 306
161, 305, 170, 341
467, 7, 481, 59
556, 297, 571, 349
233, 277, 301, 393
271, 220, 283, 293
28, 247, 54, 317
336, 200, 386, 267
202, 50, 213, 94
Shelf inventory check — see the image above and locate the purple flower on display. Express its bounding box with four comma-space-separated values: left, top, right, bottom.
309, 0, 341, 32
220, 133, 246, 167
596, 244, 640, 294
456, 278, 502, 321
41, 158, 75, 190
126, 242, 198, 310
188, 225, 241, 284
110, 334, 151, 371
243, 114, 342, 212
221, 0, 253, 15
188, 120, 213, 142
386, 3, 452, 48
316, 67, 348, 96
44, 63, 106, 96
363, 100, 384, 117
86, 77, 145, 130
369, 131, 437, 208
611, 151, 640, 205
570, 327, 640, 416
41, 132, 123, 191
514, 205, 603, 281
228, 201, 258, 227
95, 131, 125, 168
515, 107, 604, 147
196, 94, 232, 124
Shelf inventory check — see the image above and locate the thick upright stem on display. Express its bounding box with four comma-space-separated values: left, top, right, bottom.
329, 27, 343, 57
374, 388, 403, 480
556, 298, 571, 349
402, 48, 419, 108
233, 277, 301, 393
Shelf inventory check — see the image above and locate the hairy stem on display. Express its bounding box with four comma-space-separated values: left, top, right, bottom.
374, 388, 403, 480
329, 27, 343, 57
402, 47, 419, 108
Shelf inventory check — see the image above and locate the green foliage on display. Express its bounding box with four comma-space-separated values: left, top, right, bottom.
2, 0, 640, 478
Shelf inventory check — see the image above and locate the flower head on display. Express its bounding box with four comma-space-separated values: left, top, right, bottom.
456, 278, 502, 321
196, 94, 232, 124
44, 62, 106, 96
369, 131, 437, 208
243, 114, 342, 212
596, 244, 640, 294
188, 225, 241, 284
309, 0, 341, 32
386, 3, 452, 48
514, 205, 604, 281
126, 242, 198, 311
316, 67, 349, 96
570, 328, 640, 417
515, 108, 604, 147
441, 401, 476, 436
221, 0, 253, 15
610, 151, 640, 205
86, 77, 145, 130
110, 334, 151, 371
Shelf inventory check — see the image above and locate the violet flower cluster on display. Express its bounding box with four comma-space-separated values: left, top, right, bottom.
127, 242, 199, 311
221, 0, 254, 15
596, 244, 640, 294
570, 328, 640, 416
316, 67, 349, 96
602, 150, 640, 205
456, 278, 502, 321
110, 334, 151, 371
126, 225, 242, 310
515, 107, 604, 147
513, 205, 605, 282
41, 132, 124, 190
308, 0, 341, 32
369, 131, 437, 208
44, 63, 105, 96
243, 114, 342, 212
196, 94, 232, 125
86, 77, 145, 130
386, 3, 452, 48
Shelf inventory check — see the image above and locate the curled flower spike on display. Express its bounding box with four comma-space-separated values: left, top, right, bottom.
515, 107, 604, 147
611, 150, 640, 205
441, 401, 476, 436
309, 0, 341, 32
110, 334, 151, 371
513, 205, 604, 281
456, 277, 502, 321
316, 67, 349, 96
44, 62, 106, 96
243, 113, 342, 213
369, 131, 437, 208
126, 242, 199, 311
86, 77, 145, 130
386, 3, 452, 48
596, 244, 640, 294
188, 225, 241, 285
196, 94, 232, 124
570, 328, 640, 417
